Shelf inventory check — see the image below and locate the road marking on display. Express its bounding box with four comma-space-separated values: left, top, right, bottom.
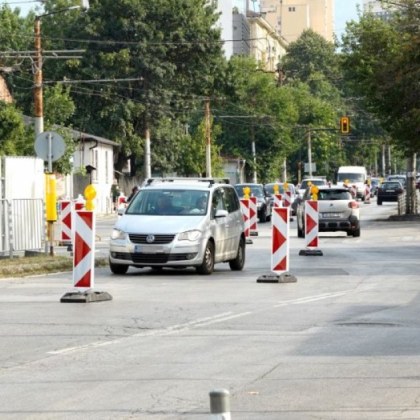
47, 291, 352, 356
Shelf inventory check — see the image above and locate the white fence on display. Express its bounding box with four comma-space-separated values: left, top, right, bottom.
0, 199, 46, 257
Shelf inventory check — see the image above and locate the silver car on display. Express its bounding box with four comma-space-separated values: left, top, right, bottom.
296, 186, 361, 237
109, 178, 246, 275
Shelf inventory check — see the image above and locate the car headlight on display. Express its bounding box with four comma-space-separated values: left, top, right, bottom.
111, 228, 127, 240
178, 230, 202, 241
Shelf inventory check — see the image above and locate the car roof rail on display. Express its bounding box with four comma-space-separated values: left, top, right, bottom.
142, 177, 231, 187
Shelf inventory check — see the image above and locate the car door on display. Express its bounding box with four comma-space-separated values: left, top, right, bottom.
210, 188, 229, 261
222, 186, 243, 258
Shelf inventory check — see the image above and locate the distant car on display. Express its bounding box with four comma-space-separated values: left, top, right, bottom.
377, 181, 404, 205
369, 177, 381, 196
297, 178, 328, 199
386, 175, 407, 189
264, 182, 297, 214
234, 183, 272, 222
109, 178, 246, 275
296, 186, 360, 237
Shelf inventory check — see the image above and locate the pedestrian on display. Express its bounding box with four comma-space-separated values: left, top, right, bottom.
127, 185, 139, 202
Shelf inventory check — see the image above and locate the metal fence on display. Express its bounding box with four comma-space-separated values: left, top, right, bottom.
0, 199, 46, 257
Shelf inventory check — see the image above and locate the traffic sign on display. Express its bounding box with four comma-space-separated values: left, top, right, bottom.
34, 131, 66, 162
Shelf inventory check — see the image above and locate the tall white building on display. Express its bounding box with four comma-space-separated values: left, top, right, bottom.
216, 0, 234, 59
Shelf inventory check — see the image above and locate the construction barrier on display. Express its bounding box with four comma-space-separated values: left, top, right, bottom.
364, 185, 371, 204
249, 196, 258, 236
59, 200, 72, 244
240, 198, 252, 243
273, 194, 283, 208
283, 191, 292, 209
299, 200, 323, 256
271, 207, 289, 273
73, 210, 95, 289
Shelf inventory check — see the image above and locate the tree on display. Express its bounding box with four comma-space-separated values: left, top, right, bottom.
341, 0, 420, 213
38, 0, 226, 178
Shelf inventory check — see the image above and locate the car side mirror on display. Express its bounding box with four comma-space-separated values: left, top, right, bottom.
215, 209, 228, 218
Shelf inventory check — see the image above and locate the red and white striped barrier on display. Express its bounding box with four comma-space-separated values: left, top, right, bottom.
283, 191, 292, 208
305, 200, 319, 248
240, 198, 251, 241
73, 210, 95, 289
249, 196, 258, 236
364, 185, 371, 204
273, 194, 283, 208
59, 200, 72, 243
271, 207, 289, 273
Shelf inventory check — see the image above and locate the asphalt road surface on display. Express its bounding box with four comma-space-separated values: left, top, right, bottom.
1, 199, 420, 419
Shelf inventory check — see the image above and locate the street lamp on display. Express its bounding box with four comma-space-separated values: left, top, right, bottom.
33, 1, 89, 139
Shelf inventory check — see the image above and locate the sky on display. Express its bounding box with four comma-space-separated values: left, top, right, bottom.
3, 0, 361, 40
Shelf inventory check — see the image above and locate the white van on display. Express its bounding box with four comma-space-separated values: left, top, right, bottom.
336, 166, 367, 200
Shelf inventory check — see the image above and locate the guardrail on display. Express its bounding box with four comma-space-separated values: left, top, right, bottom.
0, 199, 46, 258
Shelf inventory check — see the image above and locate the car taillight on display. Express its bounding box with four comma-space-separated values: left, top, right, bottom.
348, 201, 359, 209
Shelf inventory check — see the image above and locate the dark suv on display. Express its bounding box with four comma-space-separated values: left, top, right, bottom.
234, 183, 272, 222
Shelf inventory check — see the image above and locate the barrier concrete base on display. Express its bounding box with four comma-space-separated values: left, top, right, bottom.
250, 231, 258, 236
60, 290, 113, 303
257, 272, 297, 283
246, 238, 253, 244
299, 249, 323, 256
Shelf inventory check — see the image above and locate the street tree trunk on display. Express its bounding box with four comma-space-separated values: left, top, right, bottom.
406, 153, 417, 215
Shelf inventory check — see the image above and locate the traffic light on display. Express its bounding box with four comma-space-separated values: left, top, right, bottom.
340, 116, 350, 134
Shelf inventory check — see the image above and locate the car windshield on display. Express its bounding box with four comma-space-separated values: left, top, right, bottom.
300, 179, 325, 189
318, 189, 352, 200
234, 185, 264, 198
382, 182, 401, 189
126, 189, 209, 216
337, 173, 365, 183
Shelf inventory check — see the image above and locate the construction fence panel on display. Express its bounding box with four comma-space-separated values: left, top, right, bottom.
0, 199, 46, 257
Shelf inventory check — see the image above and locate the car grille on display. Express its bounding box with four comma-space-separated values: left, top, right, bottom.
131, 253, 197, 264
129, 234, 175, 244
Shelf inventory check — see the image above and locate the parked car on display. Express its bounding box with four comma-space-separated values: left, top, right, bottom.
109, 178, 246, 275
296, 186, 360, 237
377, 181, 404, 205
416, 175, 420, 190
234, 183, 272, 222
264, 182, 297, 214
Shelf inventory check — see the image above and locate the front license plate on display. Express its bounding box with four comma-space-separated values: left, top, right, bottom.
321, 212, 341, 219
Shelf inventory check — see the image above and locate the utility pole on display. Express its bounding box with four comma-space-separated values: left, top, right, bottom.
307, 129, 313, 177
144, 125, 151, 179
251, 123, 257, 183
205, 98, 211, 178
34, 16, 44, 138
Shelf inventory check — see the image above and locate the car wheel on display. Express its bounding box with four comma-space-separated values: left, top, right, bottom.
353, 228, 361, 237
259, 207, 267, 223
109, 260, 129, 275
196, 241, 214, 275
377, 199, 382, 205
297, 222, 304, 238
229, 237, 245, 271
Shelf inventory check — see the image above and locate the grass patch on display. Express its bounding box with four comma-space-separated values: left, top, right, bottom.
0, 255, 108, 278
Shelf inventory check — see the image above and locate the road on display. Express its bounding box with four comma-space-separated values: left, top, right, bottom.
1, 199, 420, 419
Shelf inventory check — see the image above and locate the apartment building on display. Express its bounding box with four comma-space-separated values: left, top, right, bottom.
259, 0, 334, 43
363, 0, 397, 20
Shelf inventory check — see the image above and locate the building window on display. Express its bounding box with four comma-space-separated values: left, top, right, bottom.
288, 7, 295, 12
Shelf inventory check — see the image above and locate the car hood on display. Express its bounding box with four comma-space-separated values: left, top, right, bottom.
115, 215, 207, 234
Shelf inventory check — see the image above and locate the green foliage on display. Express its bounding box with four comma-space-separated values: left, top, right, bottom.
341, 1, 420, 154
0, 102, 32, 155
